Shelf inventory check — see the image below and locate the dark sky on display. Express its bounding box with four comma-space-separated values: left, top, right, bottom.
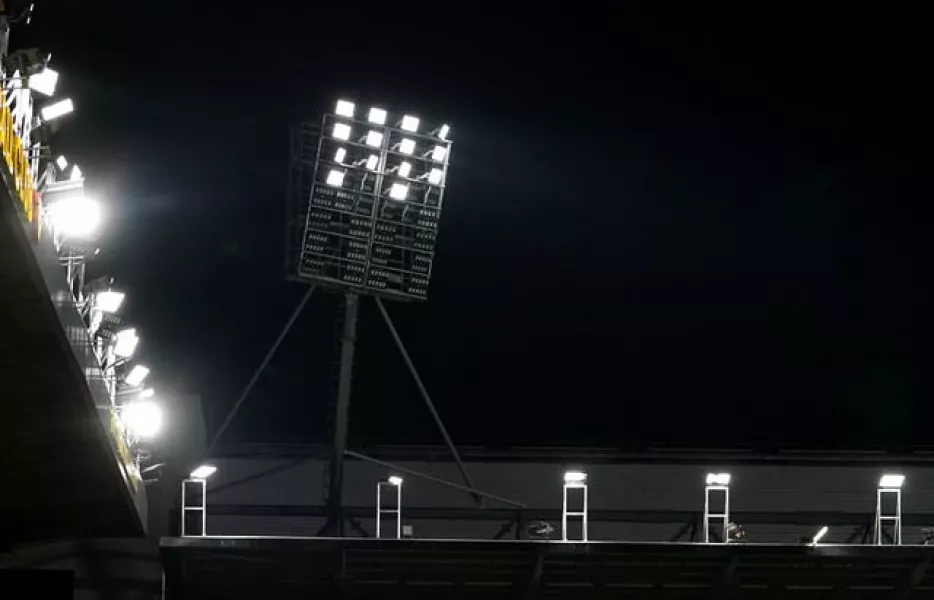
22, 3, 930, 450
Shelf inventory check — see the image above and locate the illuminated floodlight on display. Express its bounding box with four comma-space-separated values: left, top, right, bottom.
388, 475, 403, 486
49, 194, 100, 237
114, 328, 140, 359
40, 98, 74, 121
335, 99, 355, 118
397, 161, 412, 178
812, 526, 829, 545
365, 155, 379, 171
398, 138, 416, 155
125, 364, 150, 387
427, 168, 443, 185
94, 290, 125, 313
706, 472, 731, 486
190, 464, 217, 479
123, 400, 163, 439
368, 107, 387, 125
332, 122, 351, 140
879, 474, 905, 489
389, 183, 408, 200
564, 470, 587, 483
326, 169, 345, 187
55, 155, 68, 170
28, 67, 59, 96
400, 114, 419, 132
431, 145, 447, 162
437, 124, 450, 140
139, 388, 155, 398
333, 147, 347, 164
70, 165, 83, 181
365, 130, 383, 147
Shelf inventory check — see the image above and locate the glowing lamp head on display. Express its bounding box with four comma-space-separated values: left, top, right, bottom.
368, 107, 387, 125
706, 472, 731, 486
49, 194, 101, 238
123, 400, 163, 439
333, 147, 347, 164
389, 183, 408, 201
388, 475, 403, 486
399, 138, 416, 155
124, 364, 150, 387
190, 464, 217, 479
564, 470, 587, 484
95, 290, 125, 313
365, 155, 379, 171
879, 474, 905, 488
400, 114, 419, 132
40, 98, 74, 121
332, 123, 351, 141
427, 168, 443, 185
55, 155, 68, 170
431, 145, 447, 162
326, 169, 345, 187
365, 130, 384, 147
335, 99, 355, 118
28, 67, 59, 96
397, 161, 412, 178
114, 328, 140, 359
437, 124, 450, 140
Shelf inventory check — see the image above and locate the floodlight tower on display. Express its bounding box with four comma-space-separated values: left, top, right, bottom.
286, 99, 455, 536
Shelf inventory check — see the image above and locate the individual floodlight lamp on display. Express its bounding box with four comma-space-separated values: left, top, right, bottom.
812, 526, 829, 545
114, 328, 140, 359
388, 183, 408, 200
94, 290, 125, 313
55, 155, 68, 170
564, 470, 587, 484
332, 122, 351, 140
706, 472, 731, 486
123, 400, 163, 439
326, 169, 345, 187
125, 363, 150, 386
400, 114, 419, 132
333, 147, 347, 164
190, 464, 217, 479
388, 475, 403, 486
335, 99, 355, 118
398, 138, 415, 155
430, 145, 447, 162
49, 194, 101, 237
437, 124, 450, 140
880, 474, 905, 489
70, 165, 83, 181
365, 155, 379, 171
368, 107, 387, 125
139, 388, 155, 398
365, 130, 383, 147
40, 98, 74, 121
28, 66, 58, 96
427, 168, 443, 185
397, 161, 412, 178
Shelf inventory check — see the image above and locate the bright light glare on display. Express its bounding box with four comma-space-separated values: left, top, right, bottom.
114, 329, 140, 359
123, 400, 163, 439
71, 165, 83, 181
401, 115, 419, 132
879, 474, 905, 488
139, 388, 155, 398
365, 155, 379, 171
399, 138, 416, 155
365, 130, 383, 147
398, 161, 412, 178
95, 290, 125, 313
564, 471, 587, 483
125, 363, 150, 386
55, 155, 68, 170
388, 475, 403, 486
326, 169, 345, 187
49, 194, 100, 237
389, 183, 408, 200
332, 123, 351, 140
28, 67, 59, 96
427, 168, 443, 185
335, 99, 355, 118
431, 145, 447, 162
190, 464, 217, 479
812, 526, 829, 545
438, 124, 450, 140
706, 472, 731, 486
368, 107, 387, 125
40, 98, 74, 121
334, 147, 347, 164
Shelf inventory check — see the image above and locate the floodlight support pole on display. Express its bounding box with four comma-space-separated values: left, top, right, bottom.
374, 297, 480, 505
325, 292, 360, 536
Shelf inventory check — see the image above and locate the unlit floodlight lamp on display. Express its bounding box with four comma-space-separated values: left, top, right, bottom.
388, 475, 403, 486
398, 138, 415, 155
332, 122, 351, 141
333, 147, 347, 164
335, 99, 355, 118
124, 363, 150, 386
365, 155, 379, 171
389, 183, 408, 200
326, 169, 345, 187
365, 130, 383, 147
368, 107, 387, 125
706, 472, 731, 486
95, 290, 125, 313
880, 474, 905, 489
49, 194, 100, 237
397, 161, 412, 178
190, 464, 217, 479
431, 145, 447, 162
40, 98, 74, 121
400, 114, 419, 132
812, 526, 829, 545
28, 67, 58, 96
564, 470, 587, 484
114, 329, 140, 359
427, 168, 443, 185
55, 155, 68, 170
123, 400, 163, 439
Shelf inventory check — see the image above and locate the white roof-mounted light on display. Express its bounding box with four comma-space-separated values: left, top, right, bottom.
335, 99, 355, 118
123, 400, 163, 439
389, 183, 408, 200
40, 98, 74, 121
397, 161, 412, 178
431, 145, 447, 162
49, 193, 100, 237
333, 147, 347, 164
706, 472, 731, 486
332, 122, 351, 141
564, 470, 587, 484
190, 464, 217, 479
811, 526, 829, 545
29, 67, 59, 96
365, 155, 379, 171
398, 138, 415, 155
326, 169, 345, 187
879, 474, 905, 488
365, 130, 383, 147
70, 164, 83, 181
114, 328, 140, 359
427, 168, 443, 185
368, 107, 387, 125
437, 124, 450, 140
55, 155, 68, 170
125, 363, 150, 387
400, 115, 419, 132
388, 475, 403, 486
95, 290, 125, 313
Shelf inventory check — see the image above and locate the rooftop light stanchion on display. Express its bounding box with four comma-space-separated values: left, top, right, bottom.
562, 471, 589, 542
704, 472, 731, 543
875, 473, 904, 546
182, 465, 217, 537
376, 476, 403, 539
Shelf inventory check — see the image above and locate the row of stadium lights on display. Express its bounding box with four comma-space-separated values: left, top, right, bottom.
325, 99, 450, 202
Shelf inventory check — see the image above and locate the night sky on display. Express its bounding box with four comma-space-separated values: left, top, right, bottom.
22, 4, 930, 450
